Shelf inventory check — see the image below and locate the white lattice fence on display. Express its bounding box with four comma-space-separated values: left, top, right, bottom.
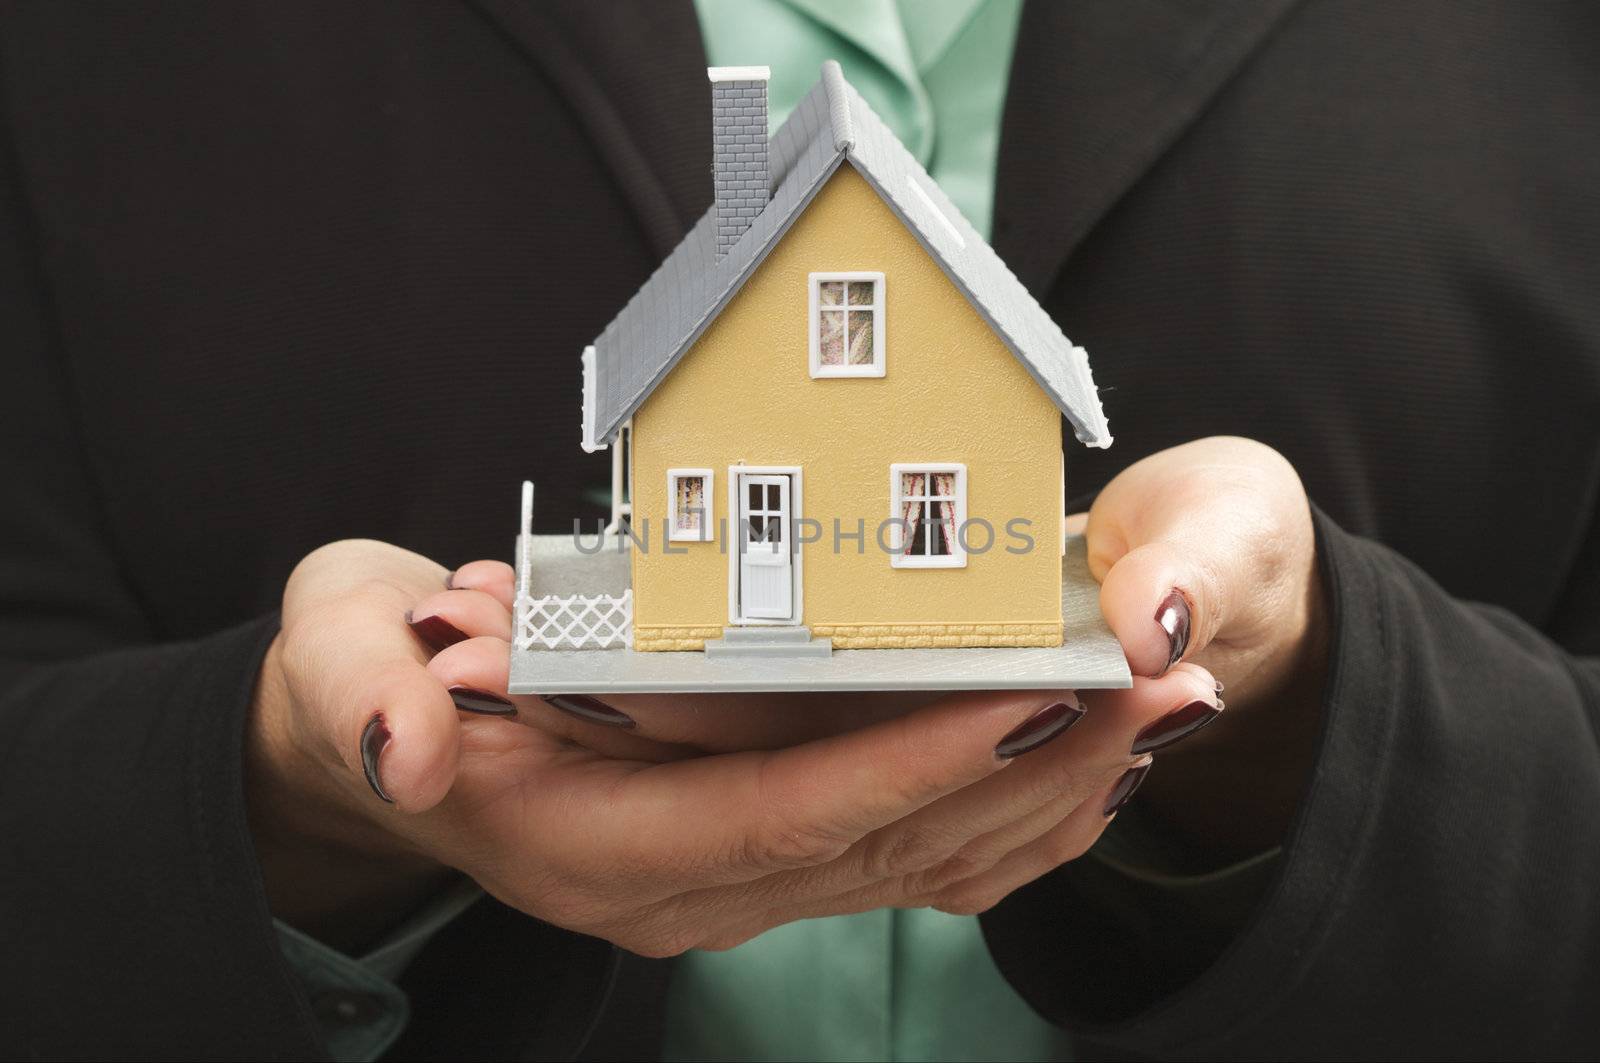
515, 591, 633, 650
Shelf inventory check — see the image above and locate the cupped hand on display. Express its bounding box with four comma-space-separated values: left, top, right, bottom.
247, 540, 1219, 957
1083, 435, 1331, 853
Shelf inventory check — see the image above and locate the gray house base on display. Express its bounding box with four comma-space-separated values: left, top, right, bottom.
508, 534, 1131, 696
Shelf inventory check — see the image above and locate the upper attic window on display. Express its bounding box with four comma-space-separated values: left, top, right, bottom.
809, 272, 885, 378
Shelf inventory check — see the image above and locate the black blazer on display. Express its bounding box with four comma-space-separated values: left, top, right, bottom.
1, 2, 1597, 1058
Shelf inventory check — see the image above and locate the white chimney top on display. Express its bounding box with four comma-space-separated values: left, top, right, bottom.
708, 66, 771, 83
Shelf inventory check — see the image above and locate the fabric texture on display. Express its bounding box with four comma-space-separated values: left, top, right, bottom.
2, 1, 1598, 1059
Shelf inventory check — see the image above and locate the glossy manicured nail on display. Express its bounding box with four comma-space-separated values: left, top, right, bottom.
449, 686, 517, 716
541, 694, 635, 728
1104, 763, 1151, 816
360, 715, 394, 804
407, 609, 469, 651
1131, 699, 1221, 755
1155, 590, 1190, 674
995, 700, 1086, 759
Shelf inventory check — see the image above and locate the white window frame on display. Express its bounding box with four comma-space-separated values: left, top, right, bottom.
666, 467, 714, 542
889, 462, 967, 569
809, 271, 886, 378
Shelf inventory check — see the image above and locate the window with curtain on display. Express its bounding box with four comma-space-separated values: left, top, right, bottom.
810, 272, 885, 377
667, 468, 713, 542
890, 464, 966, 568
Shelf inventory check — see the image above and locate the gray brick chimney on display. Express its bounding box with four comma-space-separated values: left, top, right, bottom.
708, 66, 771, 260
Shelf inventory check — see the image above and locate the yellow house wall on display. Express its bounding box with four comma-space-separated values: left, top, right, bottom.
630, 164, 1064, 650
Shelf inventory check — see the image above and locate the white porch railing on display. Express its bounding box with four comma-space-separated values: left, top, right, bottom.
514, 590, 633, 650
512, 481, 633, 650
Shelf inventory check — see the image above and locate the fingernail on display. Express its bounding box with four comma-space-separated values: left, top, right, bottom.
360, 714, 394, 804
995, 700, 1086, 759
444, 571, 456, 590
1155, 590, 1190, 674
1131, 699, 1221, 755
541, 694, 635, 729
1214, 679, 1225, 693
449, 686, 517, 716
1104, 763, 1151, 816
407, 609, 469, 651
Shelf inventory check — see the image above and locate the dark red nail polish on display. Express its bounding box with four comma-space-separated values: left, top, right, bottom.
995, 700, 1086, 759
1104, 763, 1151, 816
361, 714, 394, 804
541, 694, 635, 728
449, 686, 516, 716
407, 610, 469, 651
1155, 590, 1190, 674
1131, 699, 1221, 755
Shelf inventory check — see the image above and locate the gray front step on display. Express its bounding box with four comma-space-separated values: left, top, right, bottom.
718, 626, 815, 644
704, 626, 833, 658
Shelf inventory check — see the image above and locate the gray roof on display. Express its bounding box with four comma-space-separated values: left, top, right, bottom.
581, 61, 1111, 451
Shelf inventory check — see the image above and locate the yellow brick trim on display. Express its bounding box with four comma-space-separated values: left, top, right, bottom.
808, 621, 1062, 650
633, 625, 724, 652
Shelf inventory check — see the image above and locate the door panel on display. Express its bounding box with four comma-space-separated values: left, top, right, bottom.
737, 473, 793, 620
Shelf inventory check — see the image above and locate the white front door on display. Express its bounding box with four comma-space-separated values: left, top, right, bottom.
736, 472, 794, 621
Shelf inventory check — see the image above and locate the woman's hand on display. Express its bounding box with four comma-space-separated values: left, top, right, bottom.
246, 540, 1220, 957
1083, 436, 1331, 855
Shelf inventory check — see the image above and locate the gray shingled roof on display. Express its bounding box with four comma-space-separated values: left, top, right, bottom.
581, 61, 1111, 451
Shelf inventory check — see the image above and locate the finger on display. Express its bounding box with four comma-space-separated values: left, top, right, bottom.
408, 588, 514, 647
924, 765, 1144, 916
426, 636, 700, 762
281, 591, 463, 814
917, 665, 1215, 872
446, 559, 517, 609
1059, 661, 1220, 759
583, 688, 1065, 887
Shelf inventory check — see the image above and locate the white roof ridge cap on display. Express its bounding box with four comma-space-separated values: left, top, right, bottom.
820, 60, 854, 151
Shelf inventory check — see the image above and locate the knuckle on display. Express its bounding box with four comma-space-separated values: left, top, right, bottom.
1043, 828, 1093, 867
536, 893, 592, 930
861, 823, 953, 879
698, 927, 761, 952
743, 761, 853, 870
740, 820, 850, 871
604, 909, 705, 959
932, 884, 1009, 917
905, 849, 990, 896
621, 928, 701, 959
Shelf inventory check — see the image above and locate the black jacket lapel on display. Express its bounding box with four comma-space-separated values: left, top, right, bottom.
469, 0, 711, 259
993, 0, 1304, 297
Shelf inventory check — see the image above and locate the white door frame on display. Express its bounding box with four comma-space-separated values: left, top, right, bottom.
727, 465, 804, 625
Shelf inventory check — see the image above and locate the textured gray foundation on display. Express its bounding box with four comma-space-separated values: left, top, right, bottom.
508, 534, 1130, 695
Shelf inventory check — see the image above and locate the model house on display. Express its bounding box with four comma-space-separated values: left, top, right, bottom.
570, 62, 1109, 655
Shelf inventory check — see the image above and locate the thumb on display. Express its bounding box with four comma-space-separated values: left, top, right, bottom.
347, 660, 463, 813
283, 597, 465, 814
1084, 437, 1300, 677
